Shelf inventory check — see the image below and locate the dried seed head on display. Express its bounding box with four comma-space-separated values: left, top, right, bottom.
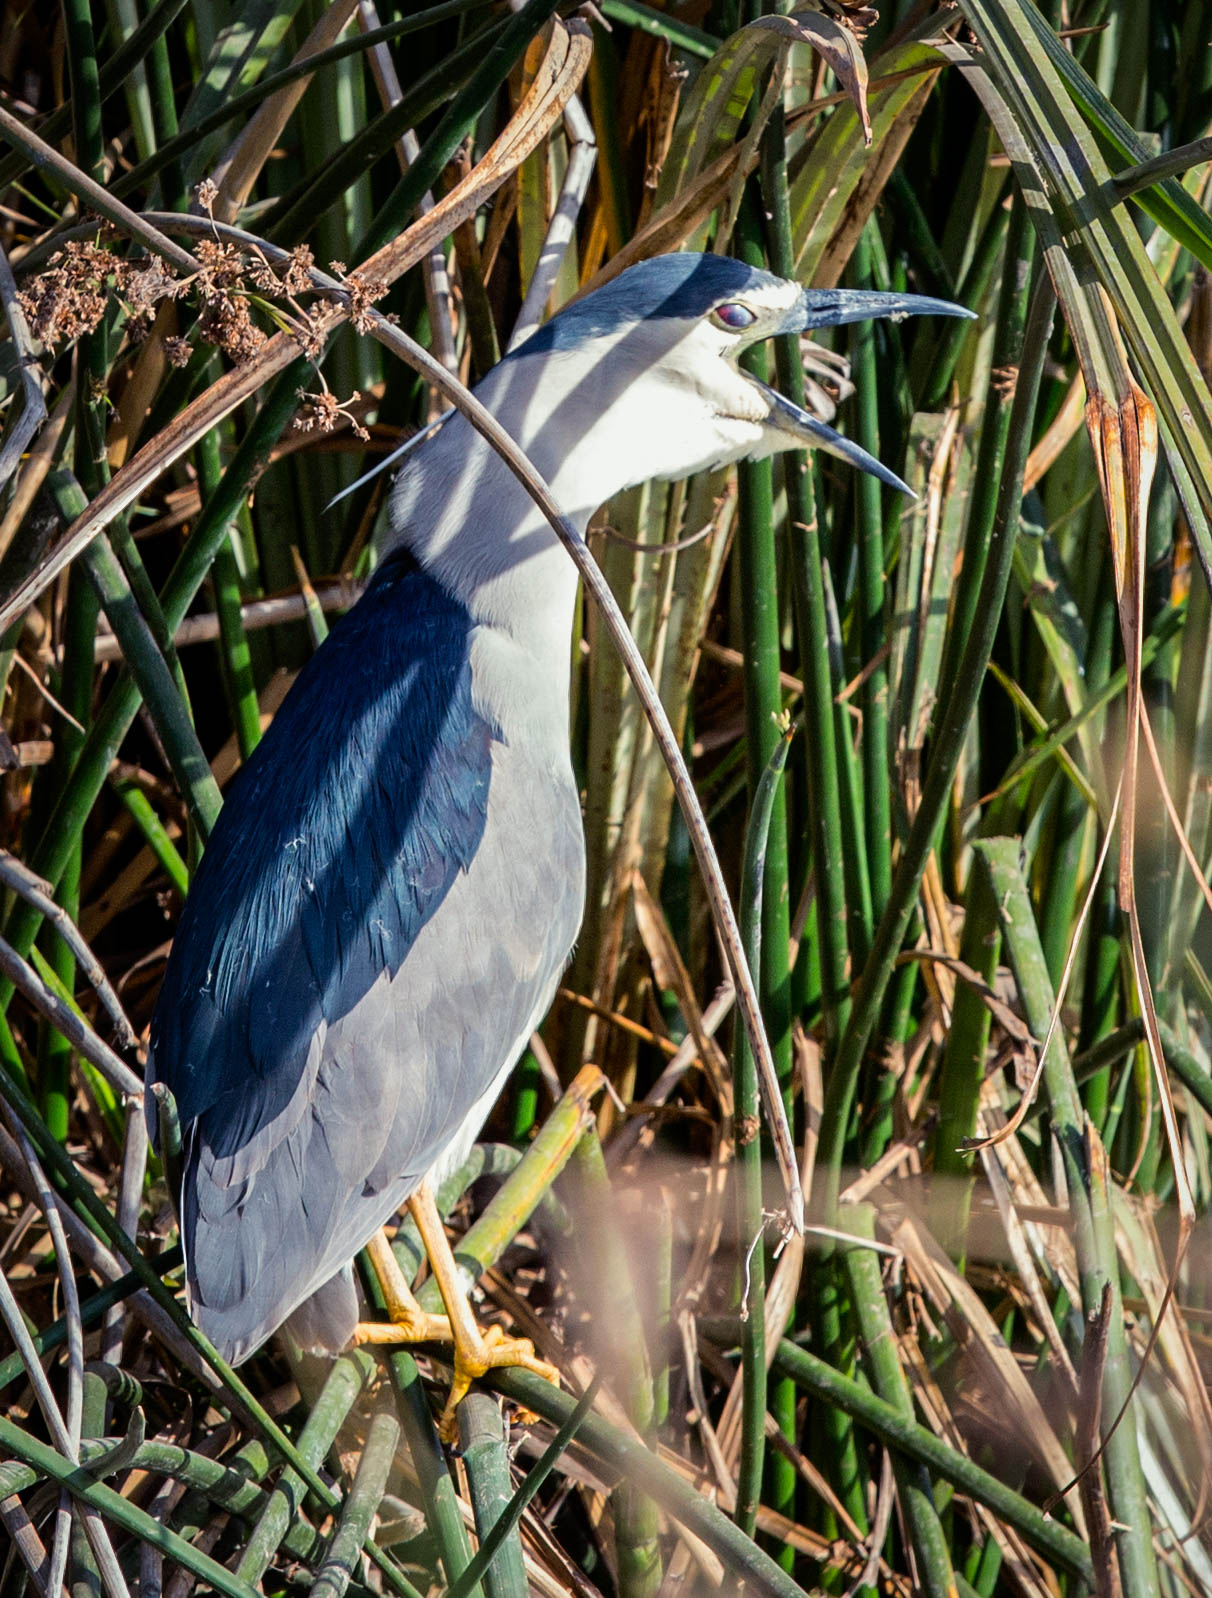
282, 244, 315, 297
127, 258, 182, 310
293, 387, 369, 441
198, 294, 266, 364
328, 260, 386, 333
829, 0, 879, 38
18, 239, 127, 347
289, 309, 327, 360
195, 239, 246, 295
294, 389, 341, 434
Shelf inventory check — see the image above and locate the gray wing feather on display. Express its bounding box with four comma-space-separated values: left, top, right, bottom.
184, 743, 584, 1364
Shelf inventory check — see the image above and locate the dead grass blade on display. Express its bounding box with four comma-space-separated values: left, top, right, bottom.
1086, 373, 1196, 1238
658, 10, 871, 220
210, 0, 362, 221
790, 37, 940, 286
630, 869, 731, 1105
881, 1194, 1089, 1536
0, 17, 592, 635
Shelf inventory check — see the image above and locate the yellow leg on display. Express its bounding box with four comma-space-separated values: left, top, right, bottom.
406, 1180, 560, 1439
353, 1229, 453, 1347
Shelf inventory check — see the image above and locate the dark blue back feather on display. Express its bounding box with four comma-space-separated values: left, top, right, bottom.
514, 253, 782, 355
149, 554, 494, 1155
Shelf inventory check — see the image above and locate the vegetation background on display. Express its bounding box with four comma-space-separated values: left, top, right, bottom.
0, 1, 1210, 1596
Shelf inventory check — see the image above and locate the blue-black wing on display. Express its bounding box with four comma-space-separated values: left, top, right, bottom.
147, 554, 495, 1349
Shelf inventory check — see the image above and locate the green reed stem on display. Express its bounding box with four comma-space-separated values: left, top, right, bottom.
311, 1410, 401, 1598
45, 471, 221, 838
113, 779, 190, 895
356, 1239, 480, 1598
761, 1337, 1093, 1585
488, 1370, 808, 1598
569, 1130, 662, 1598
36, 562, 93, 1142
762, 104, 862, 1553
199, 425, 261, 760
238, 1353, 381, 1583
1, 366, 304, 1000
457, 1394, 529, 1598
599, 0, 717, 56
936, 189, 1033, 699
449, 1382, 600, 1598
353, 0, 566, 261
850, 225, 892, 920
733, 725, 792, 1537
844, 1206, 956, 1598
763, 115, 850, 1048
919, 192, 1004, 412
932, 860, 1001, 1251
0, 1417, 260, 1598
816, 271, 1053, 1223
975, 838, 1157, 1598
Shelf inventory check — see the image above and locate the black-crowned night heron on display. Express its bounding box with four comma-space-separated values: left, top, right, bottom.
148, 252, 969, 1424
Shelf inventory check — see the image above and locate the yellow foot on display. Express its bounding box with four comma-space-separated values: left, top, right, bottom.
353, 1229, 454, 1347
439, 1323, 561, 1441
352, 1309, 452, 1346
357, 1198, 561, 1441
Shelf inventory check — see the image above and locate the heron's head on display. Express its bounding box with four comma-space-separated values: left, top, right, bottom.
378, 254, 975, 608
491, 252, 974, 504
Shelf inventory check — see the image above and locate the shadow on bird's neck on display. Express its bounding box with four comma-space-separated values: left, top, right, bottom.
382, 320, 737, 660
383, 410, 589, 665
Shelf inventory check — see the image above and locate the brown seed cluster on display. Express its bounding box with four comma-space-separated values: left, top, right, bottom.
186, 238, 269, 363
194, 239, 247, 294
328, 262, 388, 334
248, 243, 315, 299
18, 239, 129, 347
293, 387, 370, 442
19, 214, 386, 452
18, 226, 332, 370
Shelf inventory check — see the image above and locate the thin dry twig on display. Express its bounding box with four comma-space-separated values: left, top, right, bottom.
1072, 1283, 1123, 1598
0, 238, 47, 488
0, 853, 137, 1046
0, 932, 141, 1097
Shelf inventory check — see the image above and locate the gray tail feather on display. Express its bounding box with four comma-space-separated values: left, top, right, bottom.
282, 1265, 360, 1356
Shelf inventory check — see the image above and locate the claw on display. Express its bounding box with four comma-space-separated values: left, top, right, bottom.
437, 1325, 561, 1439
354, 1229, 454, 1347
359, 1192, 561, 1440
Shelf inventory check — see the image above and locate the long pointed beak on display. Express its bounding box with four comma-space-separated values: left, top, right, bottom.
752, 379, 917, 496
756, 287, 975, 497
780, 287, 977, 336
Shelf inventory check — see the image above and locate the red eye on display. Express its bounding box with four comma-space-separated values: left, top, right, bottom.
714, 302, 757, 329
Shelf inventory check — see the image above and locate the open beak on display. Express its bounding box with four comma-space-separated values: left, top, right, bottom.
755, 288, 977, 498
